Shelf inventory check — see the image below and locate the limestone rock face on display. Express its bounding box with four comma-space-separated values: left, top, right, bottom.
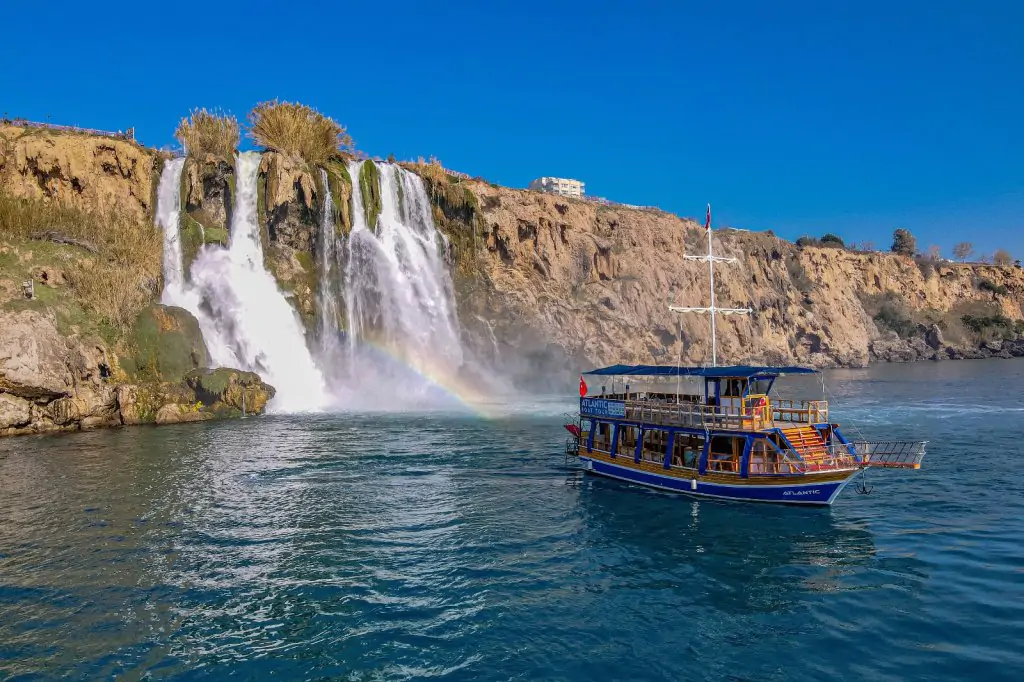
155, 403, 214, 425
0, 309, 122, 435
264, 243, 317, 324
0, 125, 156, 220
184, 156, 234, 231
48, 388, 119, 428
116, 382, 196, 425
449, 181, 1024, 382
121, 305, 210, 382
260, 151, 318, 253
185, 368, 276, 415
0, 310, 72, 400
0, 393, 32, 429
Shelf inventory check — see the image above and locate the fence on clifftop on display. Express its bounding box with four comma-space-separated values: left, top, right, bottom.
2, 119, 135, 142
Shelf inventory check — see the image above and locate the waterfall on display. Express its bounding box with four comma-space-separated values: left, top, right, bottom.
156, 158, 187, 305
186, 152, 328, 412
316, 168, 341, 356
155, 153, 497, 415
339, 161, 472, 407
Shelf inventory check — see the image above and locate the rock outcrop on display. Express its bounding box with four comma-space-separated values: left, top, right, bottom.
431, 181, 1024, 381
183, 156, 233, 231
0, 125, 158, 220
120, 304, 210, 383
0, 309, 121, 435
260, 152, 318, 253
186, 368, 275, 416
0, 305, 275, 436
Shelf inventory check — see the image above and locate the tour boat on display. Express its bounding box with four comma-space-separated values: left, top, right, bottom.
562, 206, 926, 506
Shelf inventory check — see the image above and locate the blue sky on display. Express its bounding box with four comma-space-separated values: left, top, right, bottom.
5, 0, 1022, 257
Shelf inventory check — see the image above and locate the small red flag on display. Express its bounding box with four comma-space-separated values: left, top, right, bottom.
704, 204, 711, 232
579, 375, 588, 397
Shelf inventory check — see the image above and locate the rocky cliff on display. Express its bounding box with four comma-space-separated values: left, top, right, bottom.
441, 180, 1024, 378
2, 127, 1023, 437
0, 128, 276, 436
0, 125, 159, 220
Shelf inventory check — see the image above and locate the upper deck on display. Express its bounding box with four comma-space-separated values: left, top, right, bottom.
580, 364, 827, 432
582, 394, 828, 432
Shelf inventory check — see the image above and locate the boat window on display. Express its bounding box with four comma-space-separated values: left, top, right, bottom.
748, 438, 793, 475
591, 421, 613, 452
722, 379, 747, 398
641, 429, 669, 463
707, 435, 742, 474
617, 425, 640, 457
671, 432, 704, 470
749, 378, 772, 396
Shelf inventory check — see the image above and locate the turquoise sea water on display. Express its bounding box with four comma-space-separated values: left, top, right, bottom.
1, 359, 1023, 681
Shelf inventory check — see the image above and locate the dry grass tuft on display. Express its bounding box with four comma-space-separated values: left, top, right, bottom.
175, 109, 240, 161
248, 100, 353, 166
0, 192, 161, 330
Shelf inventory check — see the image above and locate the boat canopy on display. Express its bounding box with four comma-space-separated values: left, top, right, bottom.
582, 364, 818, 378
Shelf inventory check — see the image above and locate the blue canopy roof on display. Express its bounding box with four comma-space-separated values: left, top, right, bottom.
583, 364, 818, 378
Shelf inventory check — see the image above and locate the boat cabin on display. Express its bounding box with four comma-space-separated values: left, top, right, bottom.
579, 364, 854, 478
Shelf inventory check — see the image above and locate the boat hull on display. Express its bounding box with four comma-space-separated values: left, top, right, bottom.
579, 455, 859, 506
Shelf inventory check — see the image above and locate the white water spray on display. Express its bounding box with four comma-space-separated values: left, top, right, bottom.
337, 161, 484, 407
316, 168, 341, 358
345, 164, 463, 368
157, 157, 187, 304
162, 152, 328, 412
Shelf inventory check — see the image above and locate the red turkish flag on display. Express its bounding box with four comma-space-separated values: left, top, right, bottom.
579, 375, 588, 397
704, 204, 711, 232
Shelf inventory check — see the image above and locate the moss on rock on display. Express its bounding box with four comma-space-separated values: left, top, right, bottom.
325, 158, 353, 236
121, 304, 209, 382
359, 160, 382, 230
185, 367, 276, 414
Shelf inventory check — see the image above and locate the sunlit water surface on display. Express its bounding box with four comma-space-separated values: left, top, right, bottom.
2, 360, 1023, 680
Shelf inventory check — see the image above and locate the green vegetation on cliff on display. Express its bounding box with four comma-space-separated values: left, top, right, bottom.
325, 159, 353, 236
175, 109, 240, 161
248, 100, 353, 166
0, 192, 160, 332
359, 161, 382, 230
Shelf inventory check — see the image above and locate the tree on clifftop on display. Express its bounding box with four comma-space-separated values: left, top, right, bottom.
891, 229, 916, 257
953, 242, 974, 262
994, 249, 1013, 266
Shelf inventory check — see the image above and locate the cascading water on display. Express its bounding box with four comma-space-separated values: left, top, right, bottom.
155, 154, 500, 415
157, 158, 187, 305
316, 168, 341, 357
160, 152, 328, 412
339, 161, 480, 408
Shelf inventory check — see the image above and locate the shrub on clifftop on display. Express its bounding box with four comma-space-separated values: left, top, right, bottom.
248, 100, 353, 166
174, 109, 240, 161
891, 228, 916, 257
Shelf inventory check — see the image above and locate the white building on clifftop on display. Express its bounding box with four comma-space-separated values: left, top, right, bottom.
529, 177, 585, 198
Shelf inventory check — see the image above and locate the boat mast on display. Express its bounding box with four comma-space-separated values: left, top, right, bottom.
669, 204, 751, 367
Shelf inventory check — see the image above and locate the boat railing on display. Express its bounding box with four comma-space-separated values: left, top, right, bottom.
851, 440, 927, 469
772, 399, 828, 424
615, 399, 828, 431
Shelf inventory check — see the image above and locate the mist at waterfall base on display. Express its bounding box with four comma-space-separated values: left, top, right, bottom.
156, 155, 520, 415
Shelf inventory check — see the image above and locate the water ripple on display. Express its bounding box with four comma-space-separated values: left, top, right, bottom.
1, 360, 1024, 680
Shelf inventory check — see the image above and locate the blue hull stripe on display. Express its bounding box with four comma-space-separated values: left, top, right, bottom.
582, 457, 856, 506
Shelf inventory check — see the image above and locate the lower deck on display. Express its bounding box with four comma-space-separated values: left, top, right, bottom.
579, 452, 857, 505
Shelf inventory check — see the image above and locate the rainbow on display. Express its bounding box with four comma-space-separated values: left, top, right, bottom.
344, 339, 501, 419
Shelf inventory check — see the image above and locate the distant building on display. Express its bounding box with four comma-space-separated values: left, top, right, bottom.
529, 176, 585, 199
